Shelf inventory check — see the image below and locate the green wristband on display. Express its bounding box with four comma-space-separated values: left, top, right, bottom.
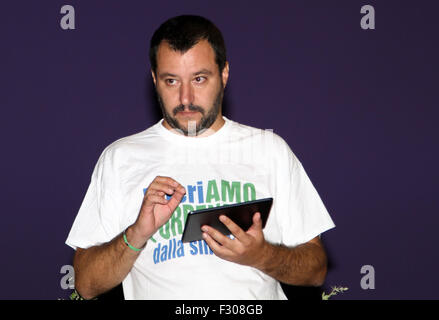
123, 230, 144, 252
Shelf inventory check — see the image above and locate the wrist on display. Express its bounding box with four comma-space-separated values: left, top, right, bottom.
125, 225, 148, 250
254, 241, 274, 272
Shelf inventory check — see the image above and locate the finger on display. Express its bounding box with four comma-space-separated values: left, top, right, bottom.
146, 189, 166, 197
153, 176, 180, 188
202, 232, 233, 258
247, 212, 264, 235
201, 225, 233, 248
252, 212, 262, 228
219, 215, 250, 244
166, 186, 186, 209
144, 194, 169, 207
161, 181, 185, 195
148, 182, 177, 195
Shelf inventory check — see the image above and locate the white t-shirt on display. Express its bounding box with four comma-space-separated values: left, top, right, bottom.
66, 116, 335, 300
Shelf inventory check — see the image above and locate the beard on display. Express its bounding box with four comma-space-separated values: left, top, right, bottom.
157, 84, 224, 136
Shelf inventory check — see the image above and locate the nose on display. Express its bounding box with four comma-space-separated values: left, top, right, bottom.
179, 82, 194, 108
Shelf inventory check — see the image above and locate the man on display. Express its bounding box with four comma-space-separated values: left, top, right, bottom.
66, 15, 335, 300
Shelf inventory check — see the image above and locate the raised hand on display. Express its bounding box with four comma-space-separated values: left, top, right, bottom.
131, 176, 186, 245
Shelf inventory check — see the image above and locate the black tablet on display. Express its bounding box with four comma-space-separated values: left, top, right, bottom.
181, 197, 273, 243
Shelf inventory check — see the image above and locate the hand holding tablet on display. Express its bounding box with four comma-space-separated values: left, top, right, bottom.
181, 198, 273, 243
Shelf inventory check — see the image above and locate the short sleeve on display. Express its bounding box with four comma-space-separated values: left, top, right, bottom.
65, 146, 123, 250
272, 137, 335, 247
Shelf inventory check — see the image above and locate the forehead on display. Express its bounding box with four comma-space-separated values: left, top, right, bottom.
155, 39, 217, 75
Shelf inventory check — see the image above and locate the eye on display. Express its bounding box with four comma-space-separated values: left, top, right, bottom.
165, 79, 177, 86
194, 76, 206, 84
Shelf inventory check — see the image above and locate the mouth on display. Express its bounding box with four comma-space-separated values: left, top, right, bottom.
177, 111, 199, 116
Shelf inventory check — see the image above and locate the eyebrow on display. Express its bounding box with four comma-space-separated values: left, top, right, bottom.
158, 69, 213, 79
193, 69, 213, 76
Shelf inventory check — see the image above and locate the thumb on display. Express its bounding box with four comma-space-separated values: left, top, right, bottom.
249, 212, 263, 232
166, 186, 186, 211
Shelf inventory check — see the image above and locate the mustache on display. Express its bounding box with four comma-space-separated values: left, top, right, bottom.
172, 104, 205, 116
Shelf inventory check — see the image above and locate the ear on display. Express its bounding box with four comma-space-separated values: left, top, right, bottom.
221, 61, 229, 88
151, 69, 157, 86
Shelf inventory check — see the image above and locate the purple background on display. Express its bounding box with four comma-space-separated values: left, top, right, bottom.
1, 0, 438, 299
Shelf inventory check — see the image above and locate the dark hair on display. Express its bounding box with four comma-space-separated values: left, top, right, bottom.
149, 15, 227, 74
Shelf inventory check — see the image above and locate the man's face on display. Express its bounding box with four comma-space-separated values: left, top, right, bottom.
152, 40, 229, 136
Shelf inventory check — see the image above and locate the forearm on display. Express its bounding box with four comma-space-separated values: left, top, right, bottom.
73, 226, 145, 299
256, 241, 328, 287
72, 176, 186, 300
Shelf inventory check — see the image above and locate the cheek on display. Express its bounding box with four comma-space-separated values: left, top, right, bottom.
196, 85, 220, 106
158, 87, 179, 107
